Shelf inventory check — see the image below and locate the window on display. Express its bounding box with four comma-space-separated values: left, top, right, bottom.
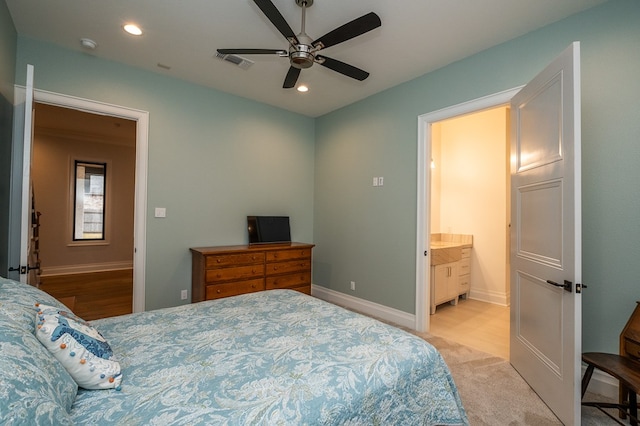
73, 161, 106, 241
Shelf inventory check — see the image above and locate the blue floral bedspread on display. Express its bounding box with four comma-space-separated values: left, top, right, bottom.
71, 290, 467, 425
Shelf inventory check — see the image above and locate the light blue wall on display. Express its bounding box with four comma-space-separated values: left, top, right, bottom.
7, 0, 639, 354
14, 38, 315, 310
0, 0, 16, 275
314, 0, 640, 353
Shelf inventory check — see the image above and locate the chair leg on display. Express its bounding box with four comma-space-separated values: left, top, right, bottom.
630, 391, 638, 426
620, 384, 629, 420
582, 364, 595, 398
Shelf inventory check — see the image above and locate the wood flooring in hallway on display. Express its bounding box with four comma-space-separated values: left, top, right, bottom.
39, 269, 133, 320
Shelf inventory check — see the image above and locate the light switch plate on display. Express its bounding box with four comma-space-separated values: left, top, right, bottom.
155, 207, 166, 218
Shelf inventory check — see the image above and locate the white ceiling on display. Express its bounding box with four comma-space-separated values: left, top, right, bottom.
6, 0, 606, 117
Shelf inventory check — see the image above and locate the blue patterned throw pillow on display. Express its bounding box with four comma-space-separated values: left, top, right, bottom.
35, 304, 122, 390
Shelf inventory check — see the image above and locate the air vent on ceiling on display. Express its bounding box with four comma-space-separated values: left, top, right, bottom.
215, 52, 254, 70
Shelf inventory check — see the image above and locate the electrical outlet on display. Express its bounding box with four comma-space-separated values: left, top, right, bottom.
181, 289, 188, 300
372, 177, 378, 187
350, 281, 356, 291
378, 176, 384, 186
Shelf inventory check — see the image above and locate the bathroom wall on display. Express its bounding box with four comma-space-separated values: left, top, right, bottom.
431, 107, 509, 304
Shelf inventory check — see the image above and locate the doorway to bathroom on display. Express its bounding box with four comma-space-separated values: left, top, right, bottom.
428, 105, 511, 359
428, 105, 511, 358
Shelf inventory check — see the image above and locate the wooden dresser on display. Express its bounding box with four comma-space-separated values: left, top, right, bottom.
190, 243, 314, 302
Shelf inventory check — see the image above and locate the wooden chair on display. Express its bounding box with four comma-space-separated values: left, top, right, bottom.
582, 301, 640, 425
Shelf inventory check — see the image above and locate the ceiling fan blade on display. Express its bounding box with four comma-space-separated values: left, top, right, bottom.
316, 55, 369, 81
253, 0, 298, 44
283, 66, 301, 89
312, 12, 381, 50
217, 49, 287, 56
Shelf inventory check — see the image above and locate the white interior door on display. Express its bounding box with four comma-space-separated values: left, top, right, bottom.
510, 42, 582, 425
18, 64, 35, 284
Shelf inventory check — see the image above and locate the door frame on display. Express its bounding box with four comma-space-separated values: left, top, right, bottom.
11, 87, 149, 313
415, 86, 522, 332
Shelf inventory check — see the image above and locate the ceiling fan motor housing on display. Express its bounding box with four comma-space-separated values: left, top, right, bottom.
290, 44, 314, 69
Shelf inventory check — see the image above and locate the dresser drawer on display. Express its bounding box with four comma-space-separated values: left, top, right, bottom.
266, 271, 311, 290
266, 259, 311, 276
206, 264, 264, 283
206, 279, 264, 300
205, 252, 264, 268
459, 258, 471, 276
266, 248, 311, 262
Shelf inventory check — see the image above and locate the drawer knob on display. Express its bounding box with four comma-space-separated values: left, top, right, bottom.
273, 266, 278, 271
217, 258, 221, 263
216, 289, 221, 294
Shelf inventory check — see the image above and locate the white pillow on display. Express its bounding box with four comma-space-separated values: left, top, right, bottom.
35, 303, 122, 390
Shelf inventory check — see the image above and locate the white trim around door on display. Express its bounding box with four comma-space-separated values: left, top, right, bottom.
415, 87, 522, 332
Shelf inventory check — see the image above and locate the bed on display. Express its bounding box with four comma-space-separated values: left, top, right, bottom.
0, 276, 468, 425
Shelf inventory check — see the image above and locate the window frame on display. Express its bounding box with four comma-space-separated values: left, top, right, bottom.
67, 157, 112, 247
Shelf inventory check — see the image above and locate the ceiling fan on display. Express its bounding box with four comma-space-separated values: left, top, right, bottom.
217, 0, 381, 89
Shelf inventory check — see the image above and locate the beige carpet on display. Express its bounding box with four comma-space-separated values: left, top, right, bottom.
414, 332, 629, 425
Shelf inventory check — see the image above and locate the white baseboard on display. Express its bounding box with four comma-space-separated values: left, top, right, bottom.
468, 288, 509, 306
41, 261, 133, 277
311, 284, 416, 330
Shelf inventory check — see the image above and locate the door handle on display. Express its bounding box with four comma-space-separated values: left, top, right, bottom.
546, 279, 573, 293
9, 264, 39, 274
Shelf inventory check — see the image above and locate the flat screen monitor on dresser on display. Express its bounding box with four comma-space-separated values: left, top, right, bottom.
247, 216, 291, 245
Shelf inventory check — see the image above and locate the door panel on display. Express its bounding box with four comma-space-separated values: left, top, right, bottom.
517, 74, 563, 171
518, 180, 563, 265
517, 272, 563, 372
510, 42, 581, 425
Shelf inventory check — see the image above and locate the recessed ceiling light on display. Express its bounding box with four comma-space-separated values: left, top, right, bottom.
297, 85, 309, 93
123, 24, 143, 36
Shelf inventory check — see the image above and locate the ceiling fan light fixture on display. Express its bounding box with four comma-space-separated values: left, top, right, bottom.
123, 24, 143, 36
